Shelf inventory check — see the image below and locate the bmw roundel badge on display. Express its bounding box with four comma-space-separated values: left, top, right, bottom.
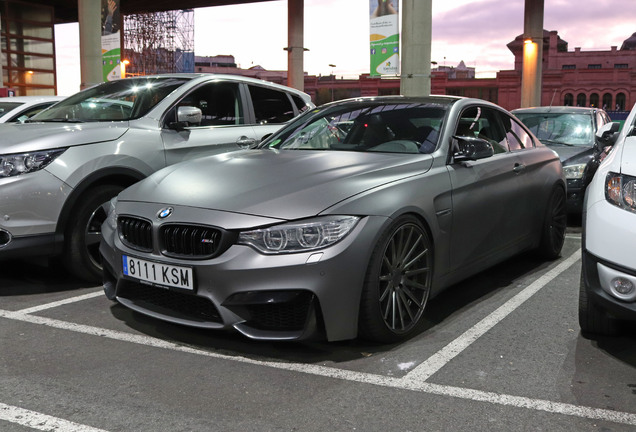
157, 207, 173, 219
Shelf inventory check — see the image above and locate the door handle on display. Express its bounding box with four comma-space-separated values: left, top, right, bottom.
236, 136, 257, 148
513, 163, 526, 174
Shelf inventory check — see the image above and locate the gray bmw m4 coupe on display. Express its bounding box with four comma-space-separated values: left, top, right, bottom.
100, 96, 566, 343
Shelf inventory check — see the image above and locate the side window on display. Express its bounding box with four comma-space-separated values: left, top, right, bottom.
10, 103, 55, 122
249, 85, 296, 124
291, 94, 310, 113
179, 81, 244, 126
502, 114, 534, 151
456, 106, 509, 154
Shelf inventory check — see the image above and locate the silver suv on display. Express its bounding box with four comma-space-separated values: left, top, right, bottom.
0, 74, 313, 281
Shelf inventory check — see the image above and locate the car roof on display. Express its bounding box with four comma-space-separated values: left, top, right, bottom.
0, 96, 65, 103
511, 106, 602, 115
125, 73, 312, 99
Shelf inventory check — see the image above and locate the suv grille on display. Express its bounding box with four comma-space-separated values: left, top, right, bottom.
160, 224, 221, 258
118, 216, 152, 252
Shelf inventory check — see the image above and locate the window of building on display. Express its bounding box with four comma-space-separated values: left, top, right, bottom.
564, 93, 574, 106
616, 93, 626, 111
562, 65, 576, 70
590, 93, 599, 108
603, 93, 613, 111
577, 93, 587, 107
614, 64, 628, 69
587, 64, 602, 69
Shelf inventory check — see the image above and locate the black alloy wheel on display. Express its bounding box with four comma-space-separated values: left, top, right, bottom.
359, 215, 433, 343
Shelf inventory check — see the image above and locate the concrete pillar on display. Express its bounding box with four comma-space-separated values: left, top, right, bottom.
520, 0, 544, 107
78, 0, 103, 89
400, 0, 432, 96
286, 0, 305, 91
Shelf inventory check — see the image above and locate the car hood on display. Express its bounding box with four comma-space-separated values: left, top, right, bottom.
544, 143, 594, 165
119, 149, 434, 220
0, 122, 129, 153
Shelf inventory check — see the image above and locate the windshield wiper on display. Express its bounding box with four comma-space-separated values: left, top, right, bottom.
541, 139, 574, 146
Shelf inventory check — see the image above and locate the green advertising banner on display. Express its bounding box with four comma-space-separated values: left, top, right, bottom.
101, 0, 122, 81
369, 0, 399, 76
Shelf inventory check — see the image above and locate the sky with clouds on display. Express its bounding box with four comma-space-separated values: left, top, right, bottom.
54, 0, 636, 95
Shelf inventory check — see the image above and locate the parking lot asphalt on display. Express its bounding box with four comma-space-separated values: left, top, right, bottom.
1, 232, 635, 432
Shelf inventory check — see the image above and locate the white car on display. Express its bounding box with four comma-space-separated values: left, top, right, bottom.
0, 96, 65, 123
580, 106, 636, 335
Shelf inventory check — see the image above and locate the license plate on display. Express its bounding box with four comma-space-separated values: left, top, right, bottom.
122, 255, 194, 291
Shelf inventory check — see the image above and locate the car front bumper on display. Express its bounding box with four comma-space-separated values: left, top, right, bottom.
100, 211, 389, 342
0, 170, 71, 258
582, 199, 636, 321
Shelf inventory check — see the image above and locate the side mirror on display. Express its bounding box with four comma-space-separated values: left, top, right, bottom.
170, 106, 202, 130
595, 122, 620, 147
453, 136, 494, 162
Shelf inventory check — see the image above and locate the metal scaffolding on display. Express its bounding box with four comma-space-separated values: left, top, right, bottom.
123, 9, 194, 76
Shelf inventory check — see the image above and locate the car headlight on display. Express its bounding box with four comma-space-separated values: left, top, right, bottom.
238, 216, 359, 254
606, 172, 636, 213
563, 163, 586, 180
105, 197, 118, 230
0, 148, 66, 177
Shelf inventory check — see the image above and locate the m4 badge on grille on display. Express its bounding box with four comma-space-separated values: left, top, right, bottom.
157, 207, 173, 219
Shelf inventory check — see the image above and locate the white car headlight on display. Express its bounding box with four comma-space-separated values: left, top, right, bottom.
238, 216, 359, 254
0, 148, 66, 177
606, 172, 636, 212
563, 163, 586, 180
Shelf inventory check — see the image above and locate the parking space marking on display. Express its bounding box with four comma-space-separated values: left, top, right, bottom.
15, 290, 104, 315
0, 402, 109, 432
405, 249, 581, 382
2, 249, 635, 427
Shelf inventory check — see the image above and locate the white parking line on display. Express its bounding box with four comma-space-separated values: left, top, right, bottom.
15, 290, 104, 315
405, 249, 581, 382
0, 402, 109, 432
2, 249, 635, 427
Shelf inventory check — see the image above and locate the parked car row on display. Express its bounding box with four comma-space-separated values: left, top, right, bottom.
0, 74, 313, 281
2, 74, 633, 343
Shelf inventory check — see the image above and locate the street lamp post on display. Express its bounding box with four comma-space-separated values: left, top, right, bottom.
329, 64, 336, 101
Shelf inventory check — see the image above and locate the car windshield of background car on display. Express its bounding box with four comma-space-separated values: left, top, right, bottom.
265, 103, 446, 154
515, 113, 593, 146
31, 77, 190, 123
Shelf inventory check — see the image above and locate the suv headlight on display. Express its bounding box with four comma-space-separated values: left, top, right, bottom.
606, 172, 636, 212
0, 148, 66, 177
563, 163, 586, 180
238, 216, 359, 254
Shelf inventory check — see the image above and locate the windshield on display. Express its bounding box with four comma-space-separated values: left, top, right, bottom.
515, 112, 594, 146
32, 77, 189, 123
263, 102, 447, 154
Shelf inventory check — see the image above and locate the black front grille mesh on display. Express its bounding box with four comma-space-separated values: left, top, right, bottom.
118, 216, 152, 252
119, 282, 222, 323
160, 224, 220, 258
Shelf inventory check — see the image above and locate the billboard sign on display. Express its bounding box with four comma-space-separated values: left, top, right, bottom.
369, 0, 399, 76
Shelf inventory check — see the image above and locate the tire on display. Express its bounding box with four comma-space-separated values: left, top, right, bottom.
358, 215, 433, 343
64, 184, 124, 282
578, 271, 619, 336
537, 185, 567, 260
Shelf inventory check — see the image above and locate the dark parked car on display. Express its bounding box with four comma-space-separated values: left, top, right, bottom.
101, 96, 566, 343
512, 106, 613, 214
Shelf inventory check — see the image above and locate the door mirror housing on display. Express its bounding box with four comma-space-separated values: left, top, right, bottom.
453, 136, 495, 162
595, 122, 620, 147
170, 106, 203, 130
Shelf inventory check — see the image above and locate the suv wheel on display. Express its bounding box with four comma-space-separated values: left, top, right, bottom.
64, 184, 123, 282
